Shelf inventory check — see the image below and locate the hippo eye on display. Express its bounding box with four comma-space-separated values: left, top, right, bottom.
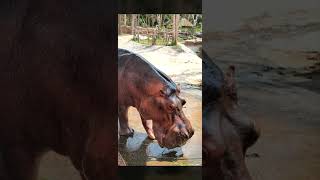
160, 90, 166, 97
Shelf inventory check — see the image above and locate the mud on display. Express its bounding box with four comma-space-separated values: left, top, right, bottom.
204, 2, 320, 179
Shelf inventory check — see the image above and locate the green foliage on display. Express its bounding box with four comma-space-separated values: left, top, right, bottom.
132, 37, 176, 46
126, 14, 202, 30
121, 14, 202, 45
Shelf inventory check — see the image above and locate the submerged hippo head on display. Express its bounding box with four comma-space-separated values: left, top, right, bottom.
202, 51, 260, 179
138, 83, 194, 149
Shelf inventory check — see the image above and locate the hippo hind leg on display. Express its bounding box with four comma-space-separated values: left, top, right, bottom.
118, 105, 134, 136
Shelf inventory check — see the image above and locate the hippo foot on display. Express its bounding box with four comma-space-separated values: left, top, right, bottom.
119, 127, 134, 137
146, 129, 156, 140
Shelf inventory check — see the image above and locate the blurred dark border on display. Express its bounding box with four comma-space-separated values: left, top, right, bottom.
117, 1, 202, 180
118, 0, 202, 13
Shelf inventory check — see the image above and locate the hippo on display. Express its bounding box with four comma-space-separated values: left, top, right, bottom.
202, 50, 260, 179
118, 48, 194, 149
0, 1, 117, 180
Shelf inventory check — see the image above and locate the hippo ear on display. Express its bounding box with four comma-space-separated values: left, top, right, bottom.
224, 65, 238, 101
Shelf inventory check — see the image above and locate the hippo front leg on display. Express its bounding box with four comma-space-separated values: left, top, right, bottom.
118, 106, 134, 136
140, 115, 156, 140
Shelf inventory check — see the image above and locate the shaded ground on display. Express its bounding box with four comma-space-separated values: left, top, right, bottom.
118, 35, 202, 166
204, 3, 320, 179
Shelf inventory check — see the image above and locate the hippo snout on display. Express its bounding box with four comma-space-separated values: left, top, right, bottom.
174, 123, 194, 139
183, 127, 194, 140
190, 128, 195, 137
180, 128, 190, 139
162, 122, 194, 149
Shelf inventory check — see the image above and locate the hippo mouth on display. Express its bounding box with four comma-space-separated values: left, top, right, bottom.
155, 125, 190, 149
161, 137, 188, 149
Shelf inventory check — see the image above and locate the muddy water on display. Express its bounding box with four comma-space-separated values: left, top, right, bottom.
118, 90, 202, 166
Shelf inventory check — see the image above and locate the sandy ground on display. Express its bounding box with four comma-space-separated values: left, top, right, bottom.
204, 3, 320, 179
118, 35, 202, 166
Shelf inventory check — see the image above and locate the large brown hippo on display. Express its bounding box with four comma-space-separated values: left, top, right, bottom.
118, 48, 194, 149
202, 50, 260, 180
0, 1, 117, 180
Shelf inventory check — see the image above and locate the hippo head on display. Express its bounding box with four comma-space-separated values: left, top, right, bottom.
138, 83, 194, 149
202, 53, 260, 179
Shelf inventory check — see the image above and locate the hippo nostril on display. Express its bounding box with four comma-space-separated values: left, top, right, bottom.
180, 129, 189, 139
190, 129, 194, 137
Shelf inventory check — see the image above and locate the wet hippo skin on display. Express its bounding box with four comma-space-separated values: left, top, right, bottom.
118, 48, 194, 149
0, 1, 117, 180
202, 50, 260, 180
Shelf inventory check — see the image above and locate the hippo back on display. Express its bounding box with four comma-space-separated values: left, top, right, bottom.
202, 51, 224, 106
118, 48, 177, 88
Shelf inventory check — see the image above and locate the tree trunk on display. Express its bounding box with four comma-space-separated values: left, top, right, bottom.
172, 14, 180, 45
124, 14, 127, 26
193, 14, 199, 27
146, 15, 149, 27
157, 14, 162, 27
136, 14, 140, 42
118, 14, 121, 35
131, 14, 136, 37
